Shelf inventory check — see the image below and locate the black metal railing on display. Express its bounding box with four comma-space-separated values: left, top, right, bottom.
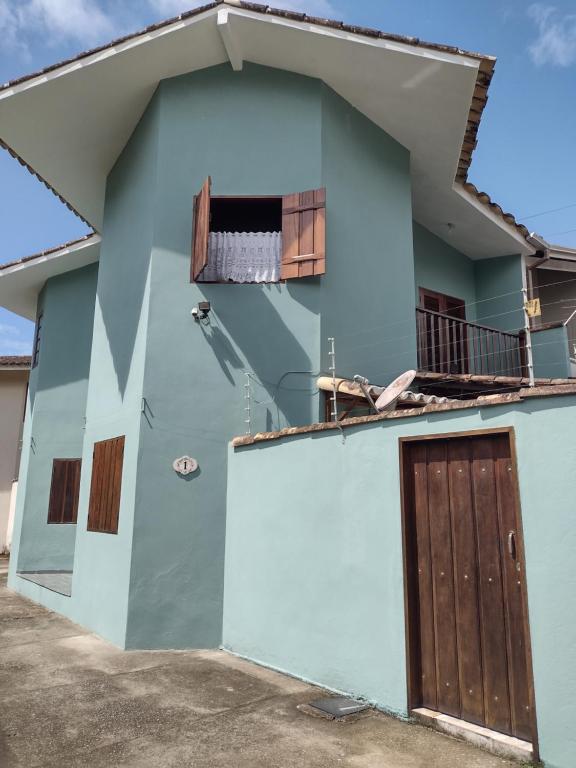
416, 308, 526, 376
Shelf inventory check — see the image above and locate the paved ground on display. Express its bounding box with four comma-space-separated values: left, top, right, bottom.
0, 559, 524, 768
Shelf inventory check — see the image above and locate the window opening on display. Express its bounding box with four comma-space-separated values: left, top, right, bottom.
198, 197, 282, 284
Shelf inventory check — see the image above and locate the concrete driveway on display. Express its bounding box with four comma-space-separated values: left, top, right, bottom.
0, 559, 523, 768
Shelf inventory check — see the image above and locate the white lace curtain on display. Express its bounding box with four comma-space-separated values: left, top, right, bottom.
199, 231, 282, 283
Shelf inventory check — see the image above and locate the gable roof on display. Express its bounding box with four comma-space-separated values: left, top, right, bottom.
0, 235, 100, 319
0, 0, 532, 261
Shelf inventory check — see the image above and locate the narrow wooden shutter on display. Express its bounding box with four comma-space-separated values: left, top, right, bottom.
191, 176, 211, 281
281, 187, 326, 280
47, 459, 81, 524
87, 436, 125, 534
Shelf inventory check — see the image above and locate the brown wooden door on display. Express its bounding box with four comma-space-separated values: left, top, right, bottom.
402, 432, 534, 742
418, 288, 468, 374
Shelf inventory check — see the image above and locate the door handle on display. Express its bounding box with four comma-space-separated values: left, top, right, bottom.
507, 530, 517, 560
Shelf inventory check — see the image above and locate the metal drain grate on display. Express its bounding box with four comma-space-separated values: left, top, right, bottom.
308, 697, 369, 719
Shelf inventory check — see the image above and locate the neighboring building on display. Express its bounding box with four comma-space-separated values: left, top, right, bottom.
0, 4, 574, 767
0, 356, 29, 553
525, 236, 576, 377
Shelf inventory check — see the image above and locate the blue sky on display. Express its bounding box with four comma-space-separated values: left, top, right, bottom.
0, 0, 575, 354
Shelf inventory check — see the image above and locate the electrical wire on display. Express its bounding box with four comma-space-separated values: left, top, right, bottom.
519, 202, 576, 221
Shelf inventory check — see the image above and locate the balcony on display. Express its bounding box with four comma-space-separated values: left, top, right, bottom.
416, 307, 526, 377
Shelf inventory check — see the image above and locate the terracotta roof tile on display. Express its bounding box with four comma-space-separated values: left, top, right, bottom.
232, 383, 576, 447
0, 356, 31, 368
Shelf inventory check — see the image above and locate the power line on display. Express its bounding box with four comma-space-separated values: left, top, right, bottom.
519, 202, 576, 221
548, 227, 576, 238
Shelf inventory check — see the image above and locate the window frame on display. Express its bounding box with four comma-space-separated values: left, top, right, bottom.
32, 311, 43, 368
190, 179, 326, 284
47, 458, 82, 525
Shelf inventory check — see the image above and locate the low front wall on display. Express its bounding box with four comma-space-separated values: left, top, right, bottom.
223, 394, 576, 768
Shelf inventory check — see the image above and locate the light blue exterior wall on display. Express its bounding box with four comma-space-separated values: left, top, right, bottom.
224, 395, 576, 768
10, 97, 159, 647
413, 222, 477, 321
532, 325, 571, 379
9, 264, 97, 578
69, 95, 159, 646
320, 88, 416, 383
474, 254, 525, 333
120, 64, 415, 649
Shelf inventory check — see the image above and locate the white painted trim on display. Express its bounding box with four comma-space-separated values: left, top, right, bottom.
0, 234, 101, 278
224, 7, 482, 69
0, 5, 481, 104
0, 8, 218, 100
217, 9, 244, 71
454, 184, 534, 255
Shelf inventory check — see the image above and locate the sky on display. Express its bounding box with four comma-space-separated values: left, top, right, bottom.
0, 0, 575, 354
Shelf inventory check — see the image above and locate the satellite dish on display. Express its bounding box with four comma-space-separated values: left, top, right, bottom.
375, 370, 417, 412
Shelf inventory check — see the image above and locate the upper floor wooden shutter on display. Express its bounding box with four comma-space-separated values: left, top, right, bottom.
87, 436, 125, 534
281, 187, 326, 280
191, 176, 211, 281
47, 459, 81, 524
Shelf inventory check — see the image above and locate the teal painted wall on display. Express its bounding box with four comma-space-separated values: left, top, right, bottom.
58, 96, 158, 647
532, 325, 571, 379
10, 65, 415, 650
474, 254, 524, 333
413, 222, 477, 321
224, 395, 576, 768
9, 264, 97, 577
122, 64, 415, 648
320, 88, 415, 384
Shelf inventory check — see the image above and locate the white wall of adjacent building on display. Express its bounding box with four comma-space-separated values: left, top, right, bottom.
0, 369, 28, 553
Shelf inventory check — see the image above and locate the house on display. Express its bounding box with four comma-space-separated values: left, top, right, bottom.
525, 235, 576, 377
0, 3, 575, 767
0, 356, 29, 553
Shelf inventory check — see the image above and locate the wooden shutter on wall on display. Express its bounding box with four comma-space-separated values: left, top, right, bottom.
191, 176, 211, 281
87, 436, 125, 534
47, 459, 81, 524
281, 187, 326, 280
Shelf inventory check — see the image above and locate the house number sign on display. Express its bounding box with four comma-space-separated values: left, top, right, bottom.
173, 456, 199, 476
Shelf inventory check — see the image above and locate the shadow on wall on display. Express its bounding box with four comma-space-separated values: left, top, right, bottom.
197, 282, 320, 428
31, 264, 98, 410
97, 96, 160, 401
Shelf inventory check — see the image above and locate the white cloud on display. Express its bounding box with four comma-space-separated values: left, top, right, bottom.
0, 0, 115, 53
148, 0, 339, 19
20, 0, 114, 43
528, 4, 576, 67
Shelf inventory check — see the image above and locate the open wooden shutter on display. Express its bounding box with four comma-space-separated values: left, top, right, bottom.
47, 459, 81, 524
281, 187, 326, 280
87, 436, 125, 534
191, 176, 211, 281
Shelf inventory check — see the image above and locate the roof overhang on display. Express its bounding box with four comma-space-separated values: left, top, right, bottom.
0, 235, 100, 319
0, 1, 532, 260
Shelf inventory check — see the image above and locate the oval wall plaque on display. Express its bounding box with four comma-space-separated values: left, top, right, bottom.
173, 456, 199, 476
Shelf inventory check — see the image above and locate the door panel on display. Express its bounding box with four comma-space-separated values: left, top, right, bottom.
427, 442, 460, 717
447, 440, 485, 726
403, 432, 533, 742
493, 437, 532, 740
411, 444, 438, 709
471, 438, 512, 734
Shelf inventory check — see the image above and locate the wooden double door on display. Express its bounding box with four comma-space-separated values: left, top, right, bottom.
402, 431, 535, 743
